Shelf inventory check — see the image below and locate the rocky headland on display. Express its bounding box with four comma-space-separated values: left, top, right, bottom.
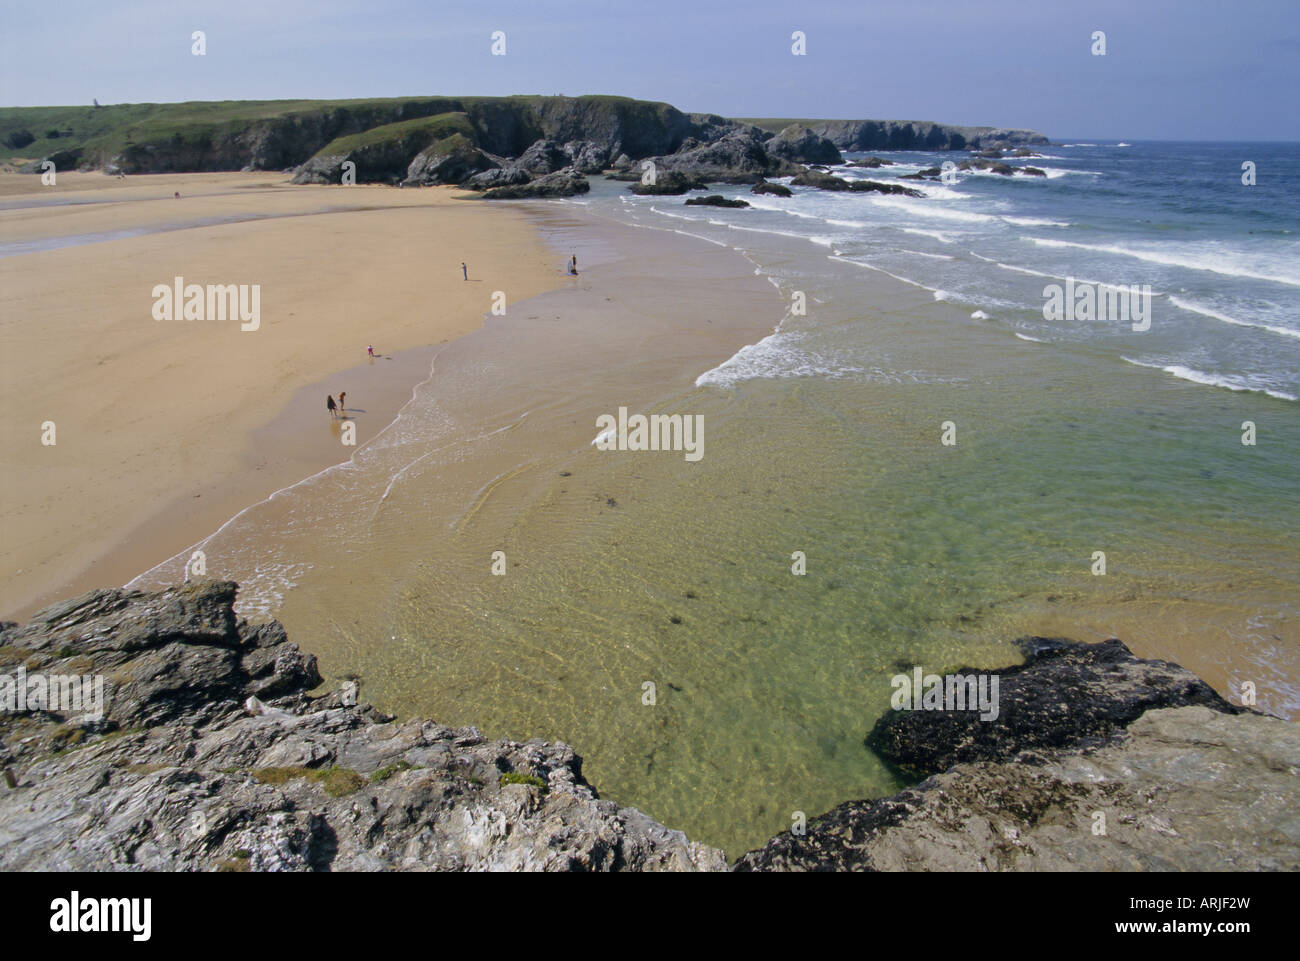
1, 97, 1052, 201
1, 582, 1293, 872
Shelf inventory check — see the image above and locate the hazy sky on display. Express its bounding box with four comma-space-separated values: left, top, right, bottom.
2, 0, 1297, 140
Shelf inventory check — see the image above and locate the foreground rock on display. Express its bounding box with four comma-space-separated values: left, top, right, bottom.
0, 583, 724, 871
866, 637, 1246, 779
4, 584, 1287, 873
737, 706, 1298, 871
736, 638, 1296, 871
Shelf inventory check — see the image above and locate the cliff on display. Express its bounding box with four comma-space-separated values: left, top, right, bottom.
0, 97, 1050, 194
3, 583, 1289, 872
741, 117, 1050, 151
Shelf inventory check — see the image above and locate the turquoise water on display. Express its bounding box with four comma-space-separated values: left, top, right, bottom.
133, 142, 1299, 858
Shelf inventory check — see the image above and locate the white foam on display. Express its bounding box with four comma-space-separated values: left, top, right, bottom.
899, 227, 955, 243
1028, 238, 1300, 287
1014, 332, 1045, 342
1001, 216, 1071, 227
1121, 357, 1298, 402
869, 196, 996, 224
828, 255, 936, 292
694, 331, 865, 387
971, 310, 990, 319
900, 249, 956, 261
1168, 295, 1300, 340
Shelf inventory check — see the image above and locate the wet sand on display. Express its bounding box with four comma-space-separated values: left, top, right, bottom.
0, 171, 565, 619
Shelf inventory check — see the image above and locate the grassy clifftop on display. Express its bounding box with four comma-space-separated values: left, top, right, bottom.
0, 95, 695, 171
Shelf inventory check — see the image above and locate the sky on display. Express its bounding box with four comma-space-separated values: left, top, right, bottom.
2, 0, 1297, 141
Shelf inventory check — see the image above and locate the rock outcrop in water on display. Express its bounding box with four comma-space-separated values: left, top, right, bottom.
0, 582, 724, 871
6, 584, 1285, 872
735, 637, 1297, 871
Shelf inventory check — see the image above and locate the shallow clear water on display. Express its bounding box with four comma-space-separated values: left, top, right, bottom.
133, 143, 1300, 857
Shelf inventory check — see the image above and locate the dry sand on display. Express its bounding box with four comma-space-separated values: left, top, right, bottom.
0, 171, 565, 619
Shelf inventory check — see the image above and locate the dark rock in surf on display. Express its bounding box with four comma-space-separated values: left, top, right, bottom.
482, 170, 590, 198
865, 637, 1247, 780
684, 194, 750, 208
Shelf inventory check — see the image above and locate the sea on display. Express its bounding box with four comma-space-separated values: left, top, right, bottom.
132, 140, 1299, 857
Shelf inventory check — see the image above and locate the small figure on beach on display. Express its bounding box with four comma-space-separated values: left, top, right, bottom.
174, 191, 180, 199
461, 262, 468, 280
567, 254, 578, 276
367, 344, 375, 358
338, 391, 347, 413
327, 395, 337, 418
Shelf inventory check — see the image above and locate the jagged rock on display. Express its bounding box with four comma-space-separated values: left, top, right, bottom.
867, 637, 1246, 779
639, 129, 791, 184
513, 138, 571, 176
973, 148, 1004, 158
462, 166, 532, 190
481, 170, 591, 199
1021, 166, 1047, 177
684, 195, 750, 208
751, 180, 793, 197
847, 156, 895, 168
789, 168, 852, 191
627, 171, 709, 195
736, 706, 1298, 871
736, 638, 1287, 872
562, 140, 611, 173
0, 583, 725, 872
765, 124, 843, 165
402, 134, 493, 185
848, 180, 923, 197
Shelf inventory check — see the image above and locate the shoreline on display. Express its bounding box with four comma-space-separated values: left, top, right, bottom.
0, 173, 567, 620
3, 579, 1292, 871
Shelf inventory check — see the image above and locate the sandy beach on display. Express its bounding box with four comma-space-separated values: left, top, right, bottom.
0, 171, 565, 619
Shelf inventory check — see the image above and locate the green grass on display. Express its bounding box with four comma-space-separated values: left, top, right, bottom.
311, 112, 475, 158
0, 94, 690, 166
368, 759, 413, 783
252, 765, 367, 797
500, 771, 548, 791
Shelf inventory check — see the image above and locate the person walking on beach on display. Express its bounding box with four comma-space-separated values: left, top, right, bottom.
367, 344, 375, 358
461, 262, 468, 280
327, 395, 337, 419
338, 391, 347, 414
567, 254, 578, 276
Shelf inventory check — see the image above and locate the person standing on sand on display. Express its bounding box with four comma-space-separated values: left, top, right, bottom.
338, 391, 347, 414
367, 344, 375, 358
327, 395, 337, 419
461, 262, 468, 280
